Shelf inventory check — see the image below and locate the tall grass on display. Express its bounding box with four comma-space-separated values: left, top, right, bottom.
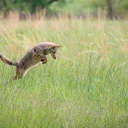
0, 17, 128, 128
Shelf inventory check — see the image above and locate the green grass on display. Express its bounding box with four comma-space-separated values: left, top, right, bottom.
0, 18, 128, 128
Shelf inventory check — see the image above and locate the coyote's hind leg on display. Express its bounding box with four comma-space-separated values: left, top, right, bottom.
13, 67, 24, 80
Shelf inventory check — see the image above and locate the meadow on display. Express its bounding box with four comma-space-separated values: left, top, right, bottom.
0, 16, 128, 128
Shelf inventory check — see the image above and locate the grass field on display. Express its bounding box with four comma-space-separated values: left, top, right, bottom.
0, 17, 128, 128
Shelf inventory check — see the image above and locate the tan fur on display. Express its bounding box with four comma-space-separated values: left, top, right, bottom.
0, 42, 61, 80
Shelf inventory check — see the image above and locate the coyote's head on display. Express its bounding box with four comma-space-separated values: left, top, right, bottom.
34, 42, 61, 59
49, 44, 61, 59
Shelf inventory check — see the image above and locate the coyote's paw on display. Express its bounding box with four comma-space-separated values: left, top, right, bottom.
41, 58, 47, 64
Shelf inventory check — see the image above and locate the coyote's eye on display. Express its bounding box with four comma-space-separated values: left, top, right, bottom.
51, 47, 57, 53
52, 50, 56, 54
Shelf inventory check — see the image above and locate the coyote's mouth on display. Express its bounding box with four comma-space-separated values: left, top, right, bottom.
51, 53, 56, 59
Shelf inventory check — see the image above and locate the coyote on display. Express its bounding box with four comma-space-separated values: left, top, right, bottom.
0, 42, 61, 80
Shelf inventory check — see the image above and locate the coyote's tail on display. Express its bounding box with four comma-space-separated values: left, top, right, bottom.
0, 54, 18, 66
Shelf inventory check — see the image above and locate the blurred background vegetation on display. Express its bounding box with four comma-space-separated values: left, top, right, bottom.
0, 0, 128, 19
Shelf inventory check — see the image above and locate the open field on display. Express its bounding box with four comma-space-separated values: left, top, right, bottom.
0, 17, 128, 128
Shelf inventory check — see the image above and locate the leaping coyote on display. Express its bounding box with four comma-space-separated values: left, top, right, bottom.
0, 42, 61, 80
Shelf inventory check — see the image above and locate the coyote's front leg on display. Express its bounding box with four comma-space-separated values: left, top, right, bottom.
41, 56, 48, 64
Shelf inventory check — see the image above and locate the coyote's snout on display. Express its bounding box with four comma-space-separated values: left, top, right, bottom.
0, 42, 61, 80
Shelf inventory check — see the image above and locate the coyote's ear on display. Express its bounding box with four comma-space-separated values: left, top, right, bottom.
48, 44, 62, 48
55, 44, 62, 48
